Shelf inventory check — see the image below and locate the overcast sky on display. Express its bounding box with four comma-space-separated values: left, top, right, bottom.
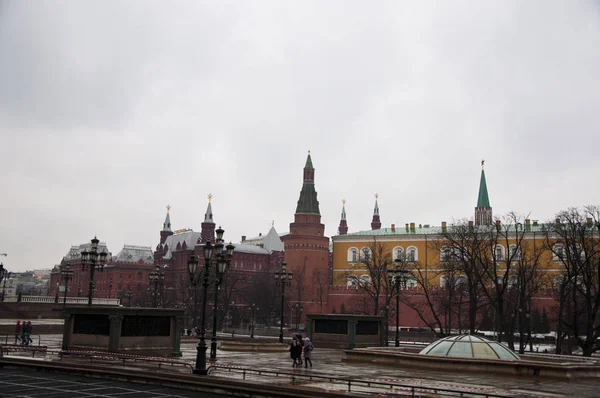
1, 1, 599, 272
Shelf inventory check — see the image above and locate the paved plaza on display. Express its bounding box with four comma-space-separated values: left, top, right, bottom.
2, 331, 600, 397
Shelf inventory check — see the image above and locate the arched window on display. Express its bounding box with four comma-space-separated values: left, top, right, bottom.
456, 275, 467, 286
494, 245, 505, 261
404, 276, 418, 289
347, 247, 358, 263
360, 275, 371, 286
553, 244, 565, 262
440, 275, 448, 288
440, 246, 452, 263
406, 246, 418, 262
360, 247, 372, 264
347, 275, 358, 287
392, 246, 404, 262
508, 245, 521, 261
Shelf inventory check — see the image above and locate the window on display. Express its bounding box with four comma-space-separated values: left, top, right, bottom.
347, 247, 358, 263
360, 247, 372, 264
405, 277, 418, 289
440, 247, 452, 263
347, 275, 358, 287
406, 246, 418, 262
508, 245, 521, 261
553, 244, 565, 262
360, 275, 371, 286
392, 246, 404, 262
494, 245, 505, 261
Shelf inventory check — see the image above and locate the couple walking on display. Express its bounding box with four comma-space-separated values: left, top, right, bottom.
15, 320, 33, 345
290, 333, 313, 368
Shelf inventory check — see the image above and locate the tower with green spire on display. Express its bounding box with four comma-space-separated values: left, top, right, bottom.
475, 160, 492, 226
282, 151, 330, 320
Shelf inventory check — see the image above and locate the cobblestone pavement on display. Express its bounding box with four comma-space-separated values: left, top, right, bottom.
6, 334, 600, 397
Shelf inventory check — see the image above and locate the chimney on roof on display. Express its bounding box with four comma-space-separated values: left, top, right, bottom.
391, 223, 396, 232
405, 223, 409, 232
496, 219, 501, 231
533, 220, 538, 226
587, 218, 593, 227
555, 218, 561, 227
442, 221, 447, 232
242, 235, 246, 242
468, 220, 474, 231
419, 224, 422, 228
259, 233, 262, 237
410, 222, 415, 232
525, 219, 531, 232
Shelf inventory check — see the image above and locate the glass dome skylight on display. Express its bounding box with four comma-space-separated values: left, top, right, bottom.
419, 335, 520, 361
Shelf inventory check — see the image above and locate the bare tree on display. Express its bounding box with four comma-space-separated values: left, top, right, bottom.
342, 237, 394, 315
542, 206, 600, 356
312, 269, 328, 313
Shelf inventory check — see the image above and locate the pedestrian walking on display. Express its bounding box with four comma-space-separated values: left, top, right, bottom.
294, 335, 304, 366
290, 337, 299, 366
20, 320, 27, 345
303, 337, 313, 368
14, 321, 22, 344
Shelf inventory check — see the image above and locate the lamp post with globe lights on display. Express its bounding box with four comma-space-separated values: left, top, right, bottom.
188, 227, 233, 375
80, 237, 109, 306
274, 262, 292, 343
61, 265, 74, 309
389, 260, 409, 347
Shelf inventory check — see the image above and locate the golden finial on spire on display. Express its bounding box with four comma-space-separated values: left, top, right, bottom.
208, 193, 213, 202
481, 159, 485, 169
342, 199, 346, 206
166, 204, 171, 213
375, 193, 379, 200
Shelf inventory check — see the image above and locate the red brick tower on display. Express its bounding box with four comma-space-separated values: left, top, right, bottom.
338, 199, 348, 235
371, 194, 381, 230
282, 152, 330, 319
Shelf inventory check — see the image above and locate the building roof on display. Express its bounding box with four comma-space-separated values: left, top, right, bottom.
242, 226, 284, 252
114, 245, 154, 264
162, 230, 202, 259
64, 242, 111, 260
333, 223, 549, 239
477, 169, 491, 208
234, 244, 270, 255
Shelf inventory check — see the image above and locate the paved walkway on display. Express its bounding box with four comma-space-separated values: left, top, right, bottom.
3, 334, 600, 397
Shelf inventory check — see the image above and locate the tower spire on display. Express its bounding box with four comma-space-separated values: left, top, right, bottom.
475, 161, 492, 226
201, 194, 215, 243
163, 204, 172, 232
371, 194, 381, 230
338, 199, 348, 235
295, 151, 320, 215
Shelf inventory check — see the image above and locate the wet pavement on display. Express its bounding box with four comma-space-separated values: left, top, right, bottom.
3, 333, 600, 397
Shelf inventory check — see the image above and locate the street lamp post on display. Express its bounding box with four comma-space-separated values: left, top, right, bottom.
2, 271, 11, 302
209, 233, 234, 361
294, 303, 304, 332
80, 236, 109, 306
149, 265, 160, 308
0, 263, 6, 301
274, 262, 292, 343
389, 261, 409, 347
108, 279, 113, 299
187, 241, 212, 375
126, 290, 133, 307
250, 303, 259, 339
61, 265, 74, 309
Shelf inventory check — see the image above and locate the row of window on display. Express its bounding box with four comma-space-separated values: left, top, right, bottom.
347, 246, 419, 263
347, 243, 571, 264
348, 274, 575, 290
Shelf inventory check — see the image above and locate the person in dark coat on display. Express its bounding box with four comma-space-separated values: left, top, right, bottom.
290, 337, 299, 366
293, 336, 304, 366
14, 321, 22, 344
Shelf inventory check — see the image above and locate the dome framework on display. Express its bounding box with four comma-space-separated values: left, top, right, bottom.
419, 335, 520, 361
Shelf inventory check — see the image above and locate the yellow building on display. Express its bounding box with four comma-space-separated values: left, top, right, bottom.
331, 165, 569, 289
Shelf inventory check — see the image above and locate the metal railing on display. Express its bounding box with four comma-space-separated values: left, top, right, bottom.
206, 365, 513, 397
2, 296, 121, 305
57, 349, 194, 374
